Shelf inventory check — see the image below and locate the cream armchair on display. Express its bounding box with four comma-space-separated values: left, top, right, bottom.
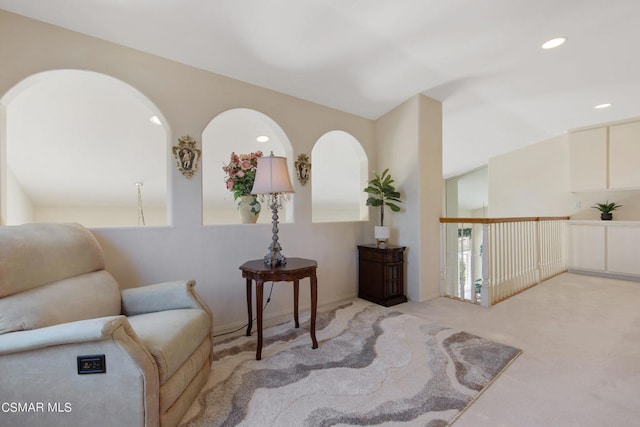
0, 223, 212, 427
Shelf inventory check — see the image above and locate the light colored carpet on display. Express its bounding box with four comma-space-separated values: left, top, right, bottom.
396, 273, 640, 426
180, 300, 521, 426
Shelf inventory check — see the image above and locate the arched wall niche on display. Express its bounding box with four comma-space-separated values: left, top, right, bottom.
312, 130, 368, 223
0, 69, 169, 227
202, 108, 294, 225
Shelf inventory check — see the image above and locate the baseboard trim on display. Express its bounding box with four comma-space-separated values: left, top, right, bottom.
568, 269, 640, 283
212, 292, 358, 337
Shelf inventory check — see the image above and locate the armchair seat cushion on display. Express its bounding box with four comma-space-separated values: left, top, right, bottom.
127, 309, 210, 384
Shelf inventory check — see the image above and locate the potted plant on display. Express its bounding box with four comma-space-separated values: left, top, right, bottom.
222, 151, 263, 223
591, 200, 622, 221
363, 168, 403, 246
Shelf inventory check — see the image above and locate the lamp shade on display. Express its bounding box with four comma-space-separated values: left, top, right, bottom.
251, 154, 295, 194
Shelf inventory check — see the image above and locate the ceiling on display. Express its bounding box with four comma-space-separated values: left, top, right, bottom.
2, 0, 640, 179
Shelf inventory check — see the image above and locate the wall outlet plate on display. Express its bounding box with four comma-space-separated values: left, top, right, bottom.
77, 354, 106, 374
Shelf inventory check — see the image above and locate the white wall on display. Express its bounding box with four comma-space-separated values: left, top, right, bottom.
33, 205, 166, 227
312, 205, 362, 222
417, 95, 444, 301
6, 167, 33, 224
375, 95, 442, 302
0, 10, 376, 332
488, 134, 573, 217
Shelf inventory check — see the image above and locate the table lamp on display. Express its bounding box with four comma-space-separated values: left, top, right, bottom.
251, 152, 295, 266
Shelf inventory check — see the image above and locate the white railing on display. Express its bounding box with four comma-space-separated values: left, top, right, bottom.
440, 217, 568, 307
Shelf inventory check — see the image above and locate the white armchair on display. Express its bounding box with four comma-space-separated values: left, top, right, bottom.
0, 223, 212, 427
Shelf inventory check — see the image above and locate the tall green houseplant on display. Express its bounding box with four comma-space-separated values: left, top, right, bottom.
363, 169, 403, 226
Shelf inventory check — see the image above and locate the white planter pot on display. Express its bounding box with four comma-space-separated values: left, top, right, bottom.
374, 226, 390, 241
237, 195, 261, 224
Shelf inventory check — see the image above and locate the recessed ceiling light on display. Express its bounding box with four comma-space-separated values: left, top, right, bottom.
594, 103, 612, 109
150, 115, 162, 126
542, 37, 567, 50
256, 135, 269, 143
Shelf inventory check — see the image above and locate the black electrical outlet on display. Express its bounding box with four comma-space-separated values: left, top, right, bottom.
77, 354, 106, 374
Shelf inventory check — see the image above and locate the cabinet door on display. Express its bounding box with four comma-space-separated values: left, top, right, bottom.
568, 224, 605, 271
609, 121, 640, 190
607, 225, 640, 275
569, 128, 608, 191
359, 259, 385, 300
383, 263, 404, 298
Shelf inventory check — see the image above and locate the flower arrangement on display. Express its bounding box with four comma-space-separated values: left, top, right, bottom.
222, 151, 263, 200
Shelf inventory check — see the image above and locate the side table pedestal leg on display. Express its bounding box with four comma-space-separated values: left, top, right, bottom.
256, 280, 264, 360
293, 280, 300, 328
310, 273, 318, 349
245, 278, 253, 336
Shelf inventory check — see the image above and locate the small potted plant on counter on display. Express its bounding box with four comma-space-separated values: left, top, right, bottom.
592, 201, 622, 221
364, 168, 403, 247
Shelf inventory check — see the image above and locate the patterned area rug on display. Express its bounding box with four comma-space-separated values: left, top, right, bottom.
180, 300, 521, 426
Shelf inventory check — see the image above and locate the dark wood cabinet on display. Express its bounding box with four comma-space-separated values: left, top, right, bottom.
358, 244, 407, 307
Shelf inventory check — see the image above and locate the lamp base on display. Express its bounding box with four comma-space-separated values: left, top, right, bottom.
264, 251, 287, 267
263, 194, 287, 267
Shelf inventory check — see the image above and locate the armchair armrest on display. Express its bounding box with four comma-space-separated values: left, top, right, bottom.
0, 315, 161, 427
121, 279, 210, 316
0, 315, 128, 355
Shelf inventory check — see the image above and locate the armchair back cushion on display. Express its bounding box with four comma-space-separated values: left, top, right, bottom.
0, 223, 121, 335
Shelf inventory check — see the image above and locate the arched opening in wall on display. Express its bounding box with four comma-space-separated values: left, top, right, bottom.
202, 108, 294, 225
1, 70, 168, 227
312, 131, 368, 223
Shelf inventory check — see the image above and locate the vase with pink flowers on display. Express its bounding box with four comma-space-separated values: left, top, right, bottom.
223, 151, 263, 223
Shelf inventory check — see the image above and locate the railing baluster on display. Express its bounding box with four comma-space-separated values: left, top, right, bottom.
491, 223, 497, 303
495, 222, 500, 304
520, 221, 525, 293
457, 222, 462, 300
512, 222, 517, 295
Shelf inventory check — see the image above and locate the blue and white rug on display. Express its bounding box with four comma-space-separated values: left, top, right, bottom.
180, 300, 521, 426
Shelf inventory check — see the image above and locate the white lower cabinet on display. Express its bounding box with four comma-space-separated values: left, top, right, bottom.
568, 224, 605, 271
568, 221, 640, 279
607, 225, 640, 276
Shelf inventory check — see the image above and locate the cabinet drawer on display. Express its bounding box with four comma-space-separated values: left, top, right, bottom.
358, 246, 404, 263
